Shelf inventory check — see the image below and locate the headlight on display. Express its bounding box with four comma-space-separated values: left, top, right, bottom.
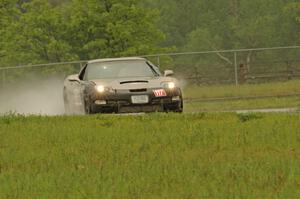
162, 82, 175, 89
95, 85, 105, 93
95, 85, 114, 93
168, 82, 175, 89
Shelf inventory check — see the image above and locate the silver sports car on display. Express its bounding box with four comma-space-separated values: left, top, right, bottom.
63, 57, 183, 114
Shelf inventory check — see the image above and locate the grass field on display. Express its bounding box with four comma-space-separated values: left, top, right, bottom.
1, 113, 300, 198
184, 96, 300, 112
183, 80, 300, 111
184, 80, 300, 99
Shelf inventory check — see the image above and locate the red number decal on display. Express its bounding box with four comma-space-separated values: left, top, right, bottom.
153, 89, 167, 97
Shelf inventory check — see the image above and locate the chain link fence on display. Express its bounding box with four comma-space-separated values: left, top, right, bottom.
144, 46, 300, 85
1, 46, 300, 88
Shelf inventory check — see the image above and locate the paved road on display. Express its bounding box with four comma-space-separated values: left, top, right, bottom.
235, 108, 298, 114
189, 107, 298, 114
122, 108, 298, 115
1, 107, 297, 116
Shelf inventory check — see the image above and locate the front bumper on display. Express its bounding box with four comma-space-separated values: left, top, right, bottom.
88, 87, 182, 113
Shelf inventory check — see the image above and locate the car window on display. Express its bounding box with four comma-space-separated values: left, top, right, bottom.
85, 60, 160, 80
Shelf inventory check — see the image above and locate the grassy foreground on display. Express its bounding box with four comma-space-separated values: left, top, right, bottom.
1, 113, 300, 198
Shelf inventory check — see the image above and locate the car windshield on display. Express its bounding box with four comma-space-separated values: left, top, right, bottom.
84, 60, 160, 80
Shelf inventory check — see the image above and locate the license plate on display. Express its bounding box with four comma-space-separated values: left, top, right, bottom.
131, 95, 149, 104
153, 89, 167, 97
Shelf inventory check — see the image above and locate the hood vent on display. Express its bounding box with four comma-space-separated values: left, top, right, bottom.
130, 89, 147, 93
120, 80, 148, 84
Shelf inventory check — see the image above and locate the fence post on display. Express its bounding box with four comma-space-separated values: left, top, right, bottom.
234, 52, 238, 86
157, 56, 160, 68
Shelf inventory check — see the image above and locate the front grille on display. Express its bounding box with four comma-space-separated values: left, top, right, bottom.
129, 89, 147, 92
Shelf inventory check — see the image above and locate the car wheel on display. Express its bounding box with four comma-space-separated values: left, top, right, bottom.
168, 97, 183, 113
178, 100, 184, 113
173, 104, 183, 113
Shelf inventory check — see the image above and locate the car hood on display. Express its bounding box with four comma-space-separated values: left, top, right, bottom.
90, 76, 177, 90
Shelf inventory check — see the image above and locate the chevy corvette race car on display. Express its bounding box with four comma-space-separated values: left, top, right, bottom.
63, 57, 183, 114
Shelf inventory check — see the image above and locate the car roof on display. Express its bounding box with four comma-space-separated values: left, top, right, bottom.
88, 57, 146, 64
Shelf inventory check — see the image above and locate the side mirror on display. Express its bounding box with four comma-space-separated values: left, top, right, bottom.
164, 70, 174, 77
67, 74, 80, 82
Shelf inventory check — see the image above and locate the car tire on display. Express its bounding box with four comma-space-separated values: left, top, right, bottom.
169, 97, 183, 113
173, 105, 183, 113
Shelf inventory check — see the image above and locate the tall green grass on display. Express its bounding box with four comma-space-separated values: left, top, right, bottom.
1, 113, 300, 198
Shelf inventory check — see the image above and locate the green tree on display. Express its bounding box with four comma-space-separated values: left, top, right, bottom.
2, 0, 76, 65
285, 2, 300, 43
180, 0, 300, 80
0, 0, 166, 67
143, 0, 203, 47
0, 0, 18, 64
65, 0, 165, 60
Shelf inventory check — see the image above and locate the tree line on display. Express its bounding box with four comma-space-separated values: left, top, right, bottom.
1, 0, 300, 68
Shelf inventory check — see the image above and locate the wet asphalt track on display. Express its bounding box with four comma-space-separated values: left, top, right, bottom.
0, 107, 297, 116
